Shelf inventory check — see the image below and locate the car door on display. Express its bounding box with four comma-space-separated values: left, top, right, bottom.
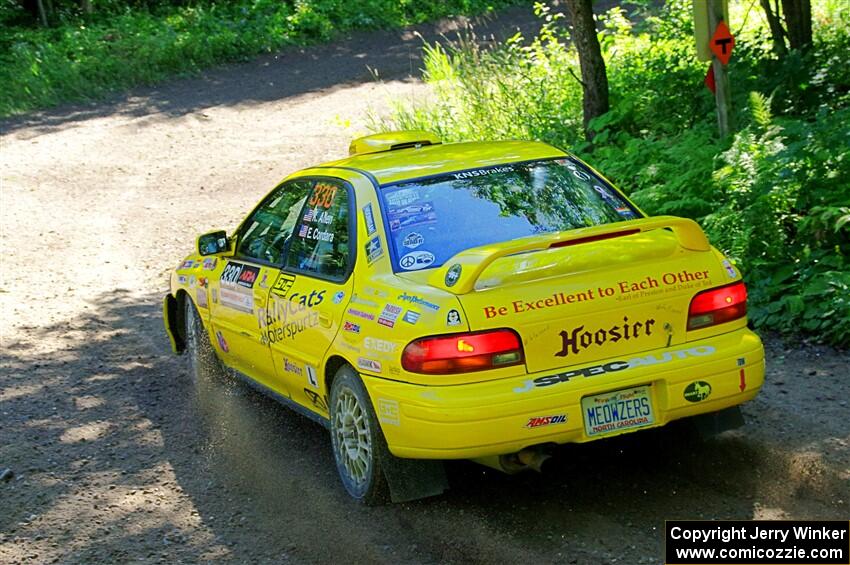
267, 177, 355, 416
209, 179, 313, 394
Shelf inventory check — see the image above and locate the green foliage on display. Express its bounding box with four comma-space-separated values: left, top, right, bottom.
380, 0, 850, 345
706, 105, 850, 345
0, 0, 516, 116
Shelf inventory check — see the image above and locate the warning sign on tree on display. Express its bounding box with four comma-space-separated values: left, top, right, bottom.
710, 21, 735, 65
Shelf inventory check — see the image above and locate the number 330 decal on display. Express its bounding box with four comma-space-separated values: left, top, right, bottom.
309, 183, 338, 209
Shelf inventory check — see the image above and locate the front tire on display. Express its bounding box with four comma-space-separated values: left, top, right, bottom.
184, 298, 226, 384
329, 366, 389, 505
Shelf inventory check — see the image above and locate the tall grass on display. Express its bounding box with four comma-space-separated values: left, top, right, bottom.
0, 0, 516, 117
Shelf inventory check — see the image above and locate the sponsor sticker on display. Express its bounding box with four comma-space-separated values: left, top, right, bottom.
350, 294, 379, 308
445, 263, 462, 287
378, 399, 400, 426
347, 308, 375, 321
525, 414, 567, 429
683, 381, 712, 402
202, 258, 217, 270
283, 358, 303, 376
343, 321, 361, 334
722, 259, 737, 278
385, 188, 418, 207
220, 287, 254, 313
363, 203, 377, 235
364, 337, 398, 354
514, 345, 717, 393
196, 288, 208, 309
271, 273, 296, 298
446, 309, 462, 327
556, 317, 656, 357
258, 271, 269, 289
397, 292, 439, 311
451, 165, 514, 180
215, 330, 229, 353
357, 357, 382, 373
177, 275, 188, 285
388, 208, 437, 232
378, 304, 403, 328
178, 259, 195, 270
402, 232, 424, 249
403, 310, 420, 325
399, 250, 435, 271
332, 291, 346, 304
365, 237, 383, 264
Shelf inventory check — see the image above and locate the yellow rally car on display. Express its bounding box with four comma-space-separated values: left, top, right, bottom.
163, 131, 764, 504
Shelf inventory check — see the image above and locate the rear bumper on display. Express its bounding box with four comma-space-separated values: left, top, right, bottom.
363, 328, 764, 459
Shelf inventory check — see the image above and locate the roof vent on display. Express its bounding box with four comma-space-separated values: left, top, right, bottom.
348, 130, 441, 156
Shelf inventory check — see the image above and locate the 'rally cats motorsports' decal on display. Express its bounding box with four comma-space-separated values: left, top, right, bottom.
258, 289, 326, 344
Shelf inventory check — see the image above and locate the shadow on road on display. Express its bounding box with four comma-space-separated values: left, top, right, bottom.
1, 290, 846, 562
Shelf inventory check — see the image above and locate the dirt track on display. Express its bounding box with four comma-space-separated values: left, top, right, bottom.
1, 5, 848, 564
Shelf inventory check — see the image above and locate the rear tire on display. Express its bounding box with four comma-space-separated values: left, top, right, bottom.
184, 298, 226, 384
329, 366, 390, 505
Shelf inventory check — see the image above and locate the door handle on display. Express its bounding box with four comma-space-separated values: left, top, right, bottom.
318, 311, 333, 328
254, 294, 266, 307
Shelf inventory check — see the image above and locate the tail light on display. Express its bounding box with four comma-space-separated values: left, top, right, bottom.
687, 281, 747, 330
401, 329, 524, 374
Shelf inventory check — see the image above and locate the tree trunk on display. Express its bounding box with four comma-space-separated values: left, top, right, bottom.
34, 0, 48, 26
565, 0, 609, 141
758, 0, 788, 56
781, 0, 813, 51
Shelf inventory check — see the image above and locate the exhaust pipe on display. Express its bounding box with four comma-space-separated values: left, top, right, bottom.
473, 447, 552, 474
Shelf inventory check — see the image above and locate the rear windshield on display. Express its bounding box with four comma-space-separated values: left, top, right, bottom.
379, 157, 640, 272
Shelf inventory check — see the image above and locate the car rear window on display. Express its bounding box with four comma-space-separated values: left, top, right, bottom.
379, 157, 640, 272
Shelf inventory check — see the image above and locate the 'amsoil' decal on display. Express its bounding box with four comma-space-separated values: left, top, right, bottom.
525, 414, 567, 429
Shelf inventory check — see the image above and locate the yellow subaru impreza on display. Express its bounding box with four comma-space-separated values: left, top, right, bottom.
163, 131, 764, 503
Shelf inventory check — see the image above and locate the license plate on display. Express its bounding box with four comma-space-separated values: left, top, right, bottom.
582, 385, 655, 437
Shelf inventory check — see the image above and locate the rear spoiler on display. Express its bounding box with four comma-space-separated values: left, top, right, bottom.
427, 216, 710, 295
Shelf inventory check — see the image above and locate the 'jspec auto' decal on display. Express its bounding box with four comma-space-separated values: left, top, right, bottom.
513, 345, 716, 393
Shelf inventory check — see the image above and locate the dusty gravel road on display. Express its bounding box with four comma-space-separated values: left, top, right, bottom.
1, 6, 848, 564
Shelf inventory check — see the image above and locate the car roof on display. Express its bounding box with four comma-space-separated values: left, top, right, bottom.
315, 140, 567, 185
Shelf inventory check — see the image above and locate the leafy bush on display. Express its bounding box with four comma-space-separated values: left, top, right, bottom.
0, 0, 516, 116
379, 0, 850, 345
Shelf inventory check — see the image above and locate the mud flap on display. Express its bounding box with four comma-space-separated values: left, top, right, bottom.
382, 457, 448, 503
691, 406, 745, 439
163, 294, 185, 354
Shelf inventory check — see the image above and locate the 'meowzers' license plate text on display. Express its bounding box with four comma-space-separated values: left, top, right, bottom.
581, 385, 654, 437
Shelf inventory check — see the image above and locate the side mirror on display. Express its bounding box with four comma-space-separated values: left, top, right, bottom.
197, 230, 228, 256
